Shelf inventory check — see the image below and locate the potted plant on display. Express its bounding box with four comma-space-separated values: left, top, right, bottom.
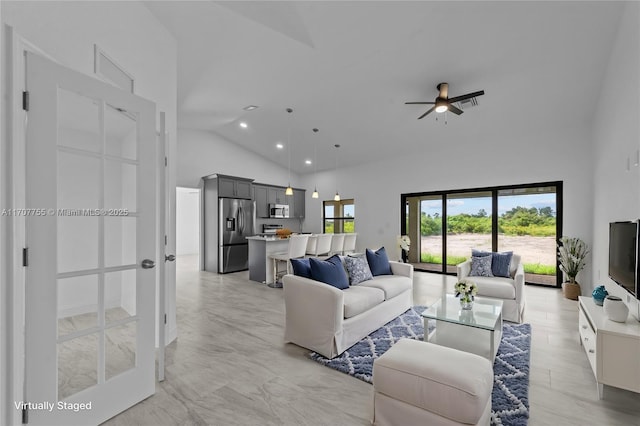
557, 236, 589, 300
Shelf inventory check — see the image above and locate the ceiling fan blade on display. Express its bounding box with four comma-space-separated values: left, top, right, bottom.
405, 101, 435, 105
418, 106, 436, 119
447, 104, 463, 115
437, 82, 449, 99
447, 90, 485, 104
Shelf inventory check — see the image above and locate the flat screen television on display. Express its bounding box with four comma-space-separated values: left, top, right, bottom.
608, 221, 639, 299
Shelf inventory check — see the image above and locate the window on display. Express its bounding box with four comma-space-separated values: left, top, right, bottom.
323, 199, 355, 233
402, 182, 562, 286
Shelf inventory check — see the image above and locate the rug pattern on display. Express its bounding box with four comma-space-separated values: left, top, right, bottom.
310, 306, 531, 426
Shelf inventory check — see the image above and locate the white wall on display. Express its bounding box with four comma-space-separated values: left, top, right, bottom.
178, 128, 300, 188
592, 2, 640, 319
301, 124, 595, 272
176, 187, 200, 255
1, 2, 177, 423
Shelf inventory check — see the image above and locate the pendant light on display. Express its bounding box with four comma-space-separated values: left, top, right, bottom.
333, 144, 341, 201
312, 128, 319, 199
285, 108, 294, 196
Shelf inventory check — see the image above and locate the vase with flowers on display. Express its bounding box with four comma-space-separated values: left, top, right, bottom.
455, 279, 478, 310
397, 235, 411, 263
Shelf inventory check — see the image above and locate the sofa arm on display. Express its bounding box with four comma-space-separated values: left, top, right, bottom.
389, 261, 413, 281
282, 274, 345, 357
457, 260, 471, 281
514, 263, 525, 304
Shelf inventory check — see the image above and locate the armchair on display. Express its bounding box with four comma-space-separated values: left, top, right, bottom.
457, 254, 525, 323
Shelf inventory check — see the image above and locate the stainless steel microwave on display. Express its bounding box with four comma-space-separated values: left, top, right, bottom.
269, 204, 289, 218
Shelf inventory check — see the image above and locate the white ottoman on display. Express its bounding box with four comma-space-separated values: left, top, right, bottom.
372, 339, 493, 426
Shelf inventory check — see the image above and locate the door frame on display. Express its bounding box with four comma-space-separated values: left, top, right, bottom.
2, 25, 53, 426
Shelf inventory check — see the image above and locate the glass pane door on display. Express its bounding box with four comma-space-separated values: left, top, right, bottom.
418, 196, 444, 272
445, 192, 493, 273
498, 186, 558, 286
25, 51, 156, 426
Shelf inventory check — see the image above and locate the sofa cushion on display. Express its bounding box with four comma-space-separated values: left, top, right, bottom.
344, 255, 373, 285
472, 276, 516, 299
342, 286, 385, 318
290, 258, 312, 279
359, 276, 411, 300
309, 255, 349, 290
472, 249, 513, 278
366, 247, 393, 276
469, 255, 493, 277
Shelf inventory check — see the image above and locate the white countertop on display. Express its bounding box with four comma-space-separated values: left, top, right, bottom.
246, 236, 289, 242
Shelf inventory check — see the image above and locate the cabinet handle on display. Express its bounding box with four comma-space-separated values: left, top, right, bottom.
582, 325, 588, 329
584, 337, 589, 341
589, 349, 595, 354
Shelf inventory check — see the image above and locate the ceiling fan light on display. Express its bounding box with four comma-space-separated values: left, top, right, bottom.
285, 185, 293, 196
435, 103, 448, 113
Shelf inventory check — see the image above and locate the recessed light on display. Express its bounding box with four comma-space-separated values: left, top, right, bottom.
243, 105, 259, 111
276, 143, 284, 149
305, 160, 312, 165
239, 122, 248, 128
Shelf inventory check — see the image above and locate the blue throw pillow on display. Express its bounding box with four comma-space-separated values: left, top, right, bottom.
472, 249, 513, 278
309, 255, 349, 290
290, 258, 311, 279
344, 256, 374, 285
491, 251, 513, 278
366, 247, 393, 276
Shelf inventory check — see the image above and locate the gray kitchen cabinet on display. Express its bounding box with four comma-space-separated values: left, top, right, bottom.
293, 189, 305, 218
254, 185, 269, 218
218, 175, 253, 199
267, 187, 287, 205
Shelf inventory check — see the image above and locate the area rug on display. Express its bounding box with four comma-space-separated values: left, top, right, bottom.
310, 306, 531, 426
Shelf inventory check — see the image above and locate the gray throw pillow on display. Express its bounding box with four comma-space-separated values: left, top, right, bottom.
469, 255, 494, 277
344, 256, 374, 285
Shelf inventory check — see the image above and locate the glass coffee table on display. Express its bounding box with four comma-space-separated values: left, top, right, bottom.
421, 294, 503, 361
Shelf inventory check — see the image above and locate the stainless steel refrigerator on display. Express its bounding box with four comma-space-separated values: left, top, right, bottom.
219, 198, 255, 273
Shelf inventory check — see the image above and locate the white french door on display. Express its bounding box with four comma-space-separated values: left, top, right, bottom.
24, 52, 157, 425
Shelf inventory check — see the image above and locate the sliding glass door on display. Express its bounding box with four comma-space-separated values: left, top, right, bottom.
402, 182, 562, 286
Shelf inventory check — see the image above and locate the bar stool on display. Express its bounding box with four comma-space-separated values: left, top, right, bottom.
269, 234, 309, 288
342, 233, 357, 255
306, 233, 333, 258
329, 233, 345, 256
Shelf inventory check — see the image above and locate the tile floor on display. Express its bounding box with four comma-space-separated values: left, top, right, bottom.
104, 255, 640, 426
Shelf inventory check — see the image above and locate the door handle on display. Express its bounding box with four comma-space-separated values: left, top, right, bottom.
165, 254, 176, 262
141, 259, 156, 269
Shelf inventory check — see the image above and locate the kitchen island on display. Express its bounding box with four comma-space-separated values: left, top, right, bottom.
247, 236, 290, 285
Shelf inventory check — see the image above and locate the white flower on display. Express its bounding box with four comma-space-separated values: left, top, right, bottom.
397, 235, 411, 251
455, 279, 477, 297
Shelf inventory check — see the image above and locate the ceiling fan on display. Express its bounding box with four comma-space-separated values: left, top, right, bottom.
405, 82, 485, 119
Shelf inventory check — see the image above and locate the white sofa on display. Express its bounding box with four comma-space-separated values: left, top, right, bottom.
457, 254, 525, 323
283, 261, 413, 359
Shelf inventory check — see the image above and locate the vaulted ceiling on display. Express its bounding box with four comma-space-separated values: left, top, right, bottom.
145, 1, 624, 173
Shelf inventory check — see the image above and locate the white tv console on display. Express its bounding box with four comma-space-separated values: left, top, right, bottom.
578, 296, 640, 399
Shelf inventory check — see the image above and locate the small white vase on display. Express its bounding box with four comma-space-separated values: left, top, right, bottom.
603, 296, 629, 323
